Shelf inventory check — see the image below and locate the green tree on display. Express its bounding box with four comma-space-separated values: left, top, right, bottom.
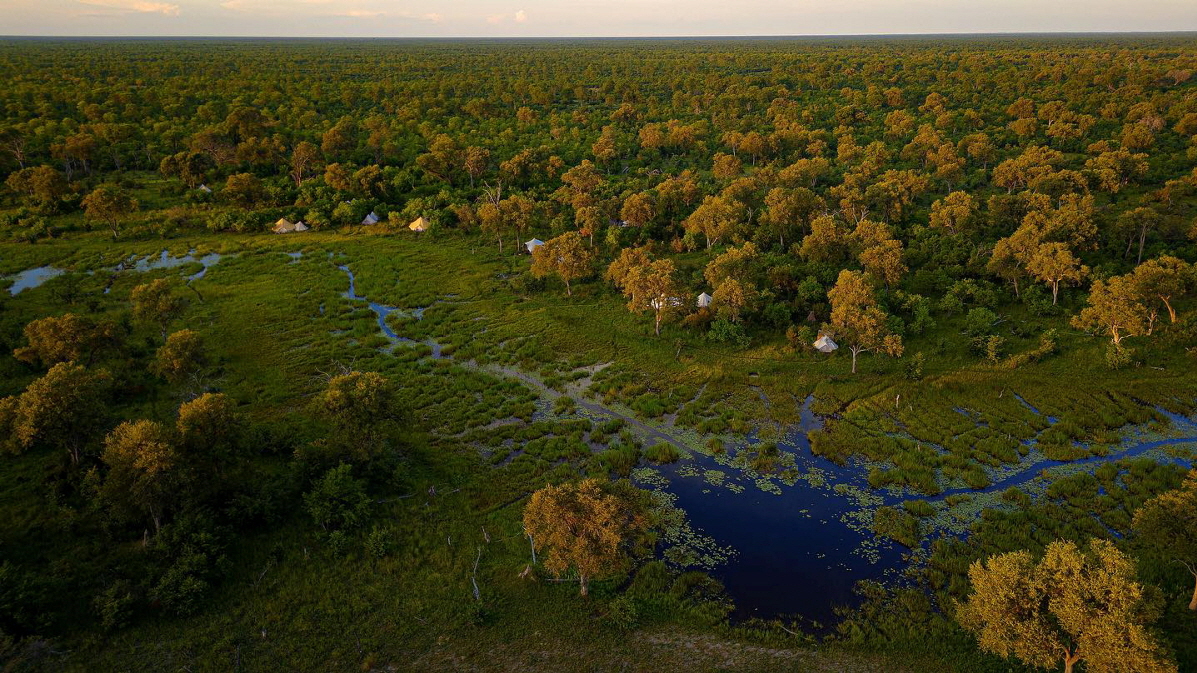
531, 231, 595, 297
1133, 472, 1197, 611
131, 279, 186, 342
956, 539, 1175, 673
81, 184, 138, 240
523, 479, 646, 596
13, 313, 119, 367
827, 270, 903, 374
305, 464, 371, 532
101, 420, 178, 535
5, 362, 109, 463
151, 329, 206, 385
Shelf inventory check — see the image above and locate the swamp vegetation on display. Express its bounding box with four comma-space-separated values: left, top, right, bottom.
0, 35, 1197, 671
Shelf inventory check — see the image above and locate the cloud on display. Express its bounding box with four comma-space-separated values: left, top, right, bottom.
488, 9, 528, 24
77, 0, 179, 14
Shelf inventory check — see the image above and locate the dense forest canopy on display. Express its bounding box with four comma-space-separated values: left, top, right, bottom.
1, 36, 1197, 672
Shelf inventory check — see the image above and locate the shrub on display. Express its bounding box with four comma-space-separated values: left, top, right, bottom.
304, 464, 372, 532
644, 442, 681, 464
604, 596, 640, 631
707, 319, 750, 348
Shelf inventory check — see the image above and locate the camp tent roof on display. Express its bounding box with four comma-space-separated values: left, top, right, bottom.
813, 334, 838, 353
409, 216, 429, 231
293, 221, 309, 231
272, 218, 295, 234
197, 184, 211, 193
361, 211, 380, 226
525, 238, 545, 252
697, 292, 713, 308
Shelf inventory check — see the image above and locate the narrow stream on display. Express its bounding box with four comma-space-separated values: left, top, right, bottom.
331, 259, 1197, 625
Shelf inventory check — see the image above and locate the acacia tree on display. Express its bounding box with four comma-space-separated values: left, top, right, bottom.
618, 258, 681, 336
14, 313, 120, 367
956, 539, 1176, 673
131, 279, 187, 342
3, 362, 109, 463
1133, 472, 1197, 611
1027, 242, 1088, 305
101, 420, 178, 535
151, 329, 207, 385
1071, 276, 1150, 345
827, 270, 903, 374
316, 371, 402, 462
928, 191, 976, 235
522, 479, 645, 596
81, 184, 138, 240
683, 195, 743, 249
531, 231, 595, 297
1131, 256, 1191, 327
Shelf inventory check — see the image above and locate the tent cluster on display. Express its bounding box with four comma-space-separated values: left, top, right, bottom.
273, 218, 309, 234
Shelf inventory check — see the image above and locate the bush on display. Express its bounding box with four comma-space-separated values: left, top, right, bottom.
707, 319, 750, 348
304, 464, 372, 532
604, 596, 640, 631
905, 352, 926, 380
644, 442, 681, 464
963, 307, 998, 337
366, 525, 395, 558
872, 506, 922, 548
1106, 343, 1134, 370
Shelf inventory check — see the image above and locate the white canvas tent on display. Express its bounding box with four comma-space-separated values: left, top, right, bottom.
525, 238, 545, 254
197, 184, 212, 193
696, 292, 713, 308
361, 211, 381, 226
293, 221, 309, 232
813, 334, 838, 353
409, 216, 430, 232
273, 218, 296, 234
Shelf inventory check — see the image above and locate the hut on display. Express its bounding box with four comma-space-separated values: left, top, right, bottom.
525, 238, 545, 254
409, 216, 430, 232
813, 334, 838, 353
361, 211, 381, 226
273, 217, 296, 234
696, 292, 713, 308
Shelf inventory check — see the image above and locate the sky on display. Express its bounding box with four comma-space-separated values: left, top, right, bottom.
3, 0, 1197, 37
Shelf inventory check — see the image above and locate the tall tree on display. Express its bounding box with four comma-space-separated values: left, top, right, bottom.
101, 420, 178, 535
131, 279, 186, 343
81, 184, 138, 240
1027, 243, 1088, 305
531, 231, 595, 297
522, 479, 645, 596
827, 270, 903, 373
956, 539, 1176, 673
1133, 471, 1197, 611
1071, 275, 1150, 345
3, 362, 109, 463
1131, 256, 1191, 327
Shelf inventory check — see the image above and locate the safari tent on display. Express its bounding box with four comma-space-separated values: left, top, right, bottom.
409, 216, 430, 232
813, 334, 838, 353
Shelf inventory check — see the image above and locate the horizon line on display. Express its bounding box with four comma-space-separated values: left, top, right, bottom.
3, 30, 1197, 40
